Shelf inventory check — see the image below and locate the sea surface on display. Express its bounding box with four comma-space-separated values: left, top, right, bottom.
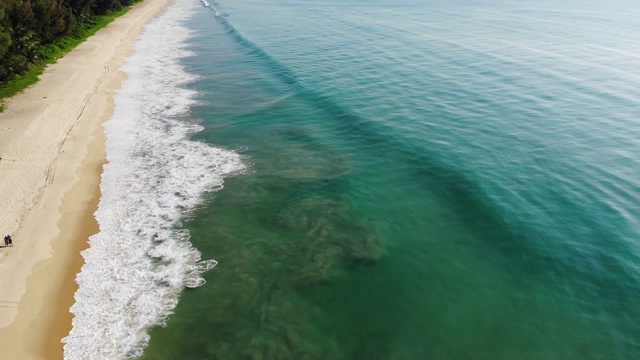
66, 0, 640, 359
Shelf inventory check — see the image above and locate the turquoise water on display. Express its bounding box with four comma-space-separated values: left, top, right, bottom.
141, 0, 640, 358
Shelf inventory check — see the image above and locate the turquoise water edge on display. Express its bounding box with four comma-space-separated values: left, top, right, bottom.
139, 0, 640, 359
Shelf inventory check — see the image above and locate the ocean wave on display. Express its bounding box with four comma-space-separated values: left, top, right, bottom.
62, 0, 245, 358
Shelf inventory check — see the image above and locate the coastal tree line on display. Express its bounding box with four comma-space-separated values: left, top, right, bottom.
0, 0, 139, 84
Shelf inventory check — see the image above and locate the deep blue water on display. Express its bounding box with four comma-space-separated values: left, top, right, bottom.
140, 0, 640, 358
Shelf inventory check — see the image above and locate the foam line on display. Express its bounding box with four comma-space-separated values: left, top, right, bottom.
62, 1, 245, 358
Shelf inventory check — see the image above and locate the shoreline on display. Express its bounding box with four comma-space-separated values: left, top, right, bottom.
0, 0, 171, 358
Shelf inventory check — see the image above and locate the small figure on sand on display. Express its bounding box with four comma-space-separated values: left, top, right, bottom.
4, 235, 12, 247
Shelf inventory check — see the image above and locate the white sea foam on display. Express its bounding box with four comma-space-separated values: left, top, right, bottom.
63, 1, 245, 358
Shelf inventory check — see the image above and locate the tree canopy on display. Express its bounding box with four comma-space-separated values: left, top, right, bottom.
0, 0, 138, 83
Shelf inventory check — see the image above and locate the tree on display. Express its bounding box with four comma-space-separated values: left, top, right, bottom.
0, 0, 138, 83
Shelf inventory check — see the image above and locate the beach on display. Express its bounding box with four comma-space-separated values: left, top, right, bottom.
0, 0, 637, 358
0, 0, 170, 358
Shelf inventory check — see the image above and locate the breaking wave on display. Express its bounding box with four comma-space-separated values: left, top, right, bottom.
63, 0, 245, 358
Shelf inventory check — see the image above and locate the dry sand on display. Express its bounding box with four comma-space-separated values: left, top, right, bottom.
0, 0, 171, 358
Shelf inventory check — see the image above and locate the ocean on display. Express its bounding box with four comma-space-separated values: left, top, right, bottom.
64, 0, 640, 359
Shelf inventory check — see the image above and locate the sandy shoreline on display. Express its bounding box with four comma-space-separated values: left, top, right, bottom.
0, 0, 171, 358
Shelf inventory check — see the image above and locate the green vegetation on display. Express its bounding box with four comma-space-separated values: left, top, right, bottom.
0, 0, 140, 110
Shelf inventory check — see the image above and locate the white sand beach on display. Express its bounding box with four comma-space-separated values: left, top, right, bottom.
0, 0, 170, 357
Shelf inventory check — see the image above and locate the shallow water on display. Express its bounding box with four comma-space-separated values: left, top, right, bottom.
79, 0, 640, 358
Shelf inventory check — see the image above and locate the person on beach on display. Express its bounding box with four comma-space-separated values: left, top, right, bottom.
4, 235, 12, 247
